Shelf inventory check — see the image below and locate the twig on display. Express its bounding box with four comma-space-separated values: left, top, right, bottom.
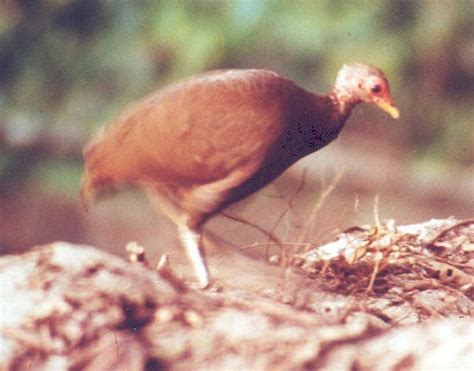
237, 241, 312, 253
125, 241, 147, 265
266, 168, 308, 260
353, 193, 360, 213
366, 252, 382, 293
427, 219, 474, 245
373, 194, 382, 230
221, 212, 283, 250
295, 169, 344, 246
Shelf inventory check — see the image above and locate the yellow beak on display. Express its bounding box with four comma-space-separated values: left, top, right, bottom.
376, 100, 400, 119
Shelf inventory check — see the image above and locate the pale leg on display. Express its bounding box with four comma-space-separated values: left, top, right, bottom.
177, 224, 210, 288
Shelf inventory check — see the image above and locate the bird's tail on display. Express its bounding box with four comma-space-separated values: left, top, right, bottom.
80, 168, 117, 210
80, 134, 116, 211
80, 172, 96, 211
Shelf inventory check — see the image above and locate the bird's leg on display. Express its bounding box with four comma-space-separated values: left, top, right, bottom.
145, 185, 182, 226
177, 223, 210, 288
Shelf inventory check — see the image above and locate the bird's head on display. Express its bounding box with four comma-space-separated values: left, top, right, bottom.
335, 64, 399, 119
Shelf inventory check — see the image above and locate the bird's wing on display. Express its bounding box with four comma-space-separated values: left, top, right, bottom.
86, 70, 297, 188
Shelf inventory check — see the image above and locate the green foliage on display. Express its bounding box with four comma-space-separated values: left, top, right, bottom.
0, 0, 473, 192
33, 158, 83, 196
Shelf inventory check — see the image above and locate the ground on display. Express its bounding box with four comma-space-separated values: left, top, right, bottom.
1, 218, 472, 370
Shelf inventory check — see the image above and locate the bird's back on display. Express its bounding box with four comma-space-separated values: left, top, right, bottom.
82, 69, 317, 209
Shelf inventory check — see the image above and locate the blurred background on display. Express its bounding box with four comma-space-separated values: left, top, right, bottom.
0, 1, 472, 270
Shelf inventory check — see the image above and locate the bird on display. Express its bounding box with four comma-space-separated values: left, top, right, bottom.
81, 63, 399, 288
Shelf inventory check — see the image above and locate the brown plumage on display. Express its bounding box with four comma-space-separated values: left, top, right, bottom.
81, 64, 399, 287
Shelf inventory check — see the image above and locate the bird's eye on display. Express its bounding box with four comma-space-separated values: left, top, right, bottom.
371, 84, 383, 94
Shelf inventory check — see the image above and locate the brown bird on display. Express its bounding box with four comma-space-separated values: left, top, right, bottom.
81, 63, 399, 288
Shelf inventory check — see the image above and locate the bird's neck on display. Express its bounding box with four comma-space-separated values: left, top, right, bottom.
328, 88, 361, 120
